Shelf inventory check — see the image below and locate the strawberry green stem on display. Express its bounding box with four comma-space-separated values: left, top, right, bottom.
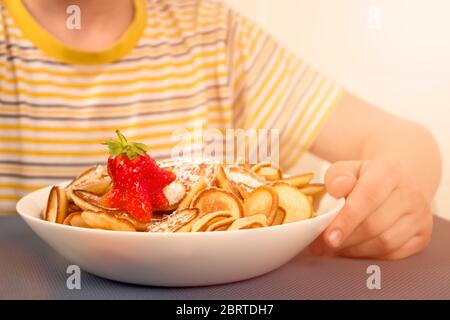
102, 130, 148, 160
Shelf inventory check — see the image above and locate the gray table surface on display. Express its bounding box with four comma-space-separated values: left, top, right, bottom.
1, 216, 450, 300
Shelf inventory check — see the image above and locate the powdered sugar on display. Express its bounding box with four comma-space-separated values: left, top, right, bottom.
158, 158, 216, 191
224, 166, 264, 189
147, 209, 198, 232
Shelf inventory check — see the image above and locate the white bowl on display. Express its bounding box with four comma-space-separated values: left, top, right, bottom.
16, 182, 344, 287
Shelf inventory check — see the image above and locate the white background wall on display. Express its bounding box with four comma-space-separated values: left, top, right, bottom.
227, 0, 450, 219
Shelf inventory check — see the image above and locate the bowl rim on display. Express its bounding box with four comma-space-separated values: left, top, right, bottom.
16, 181, 345, 238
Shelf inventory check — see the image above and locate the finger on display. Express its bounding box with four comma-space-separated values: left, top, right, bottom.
379, 213, 433, 260
340, 186, 410, 248
309, 234, 338, 257
324, 162, 399, 248
378, 236, 430, 260
309, 233, 336, 256
325, 161, 360, 199
339, 213, 421, 258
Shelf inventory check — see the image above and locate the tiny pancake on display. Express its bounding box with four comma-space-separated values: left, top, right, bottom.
65, 166, 97, 192
272, 183, 312, 223
81, 176, 111, 196
216, 164, 250, 199
276, 173, 314, 188
191, 187, 244, 219
114, 212, 151, 232
215, 165, 240, 197
65, 165, 111, 199
178, 178, 208, 210
63, 211, 91, 228
243, 186, 278, 225
271, 207, 286, 226
44, 186, 68, 224
158, 159, 216, 191
258, 166, 282, 181
175, 217, 197, 232
235, 184, 250, 199
228, 214, 267, 231
148, 208, 200, 233
205, 217, 236, 231
67, 203, 81, 214
250, 162, 282, 181
224, 166, 265, 193
81, 211, 136, 231
250, 161, 275, 173
71, 190, 121, 214
191, 211, 234, 232
298, 183, 326, 196
175, 208, 202, 232
310, 191, 326, 214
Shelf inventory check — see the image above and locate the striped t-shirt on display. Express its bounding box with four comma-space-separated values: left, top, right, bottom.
0, 0, 343, 215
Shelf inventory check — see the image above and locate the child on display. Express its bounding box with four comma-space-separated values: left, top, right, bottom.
0, 0, 442, 259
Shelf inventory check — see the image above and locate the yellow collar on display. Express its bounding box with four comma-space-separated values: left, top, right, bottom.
4, 0, 147, 65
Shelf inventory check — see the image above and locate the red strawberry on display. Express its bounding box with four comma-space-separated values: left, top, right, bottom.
101, 130, 176, 223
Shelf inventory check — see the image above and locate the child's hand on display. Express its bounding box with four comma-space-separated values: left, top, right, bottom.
309, 158, 433, 260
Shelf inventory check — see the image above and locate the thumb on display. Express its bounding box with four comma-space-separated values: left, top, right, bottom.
325, 161, 360, 199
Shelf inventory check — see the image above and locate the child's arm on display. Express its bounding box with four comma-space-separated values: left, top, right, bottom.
309, 92, 442, 260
